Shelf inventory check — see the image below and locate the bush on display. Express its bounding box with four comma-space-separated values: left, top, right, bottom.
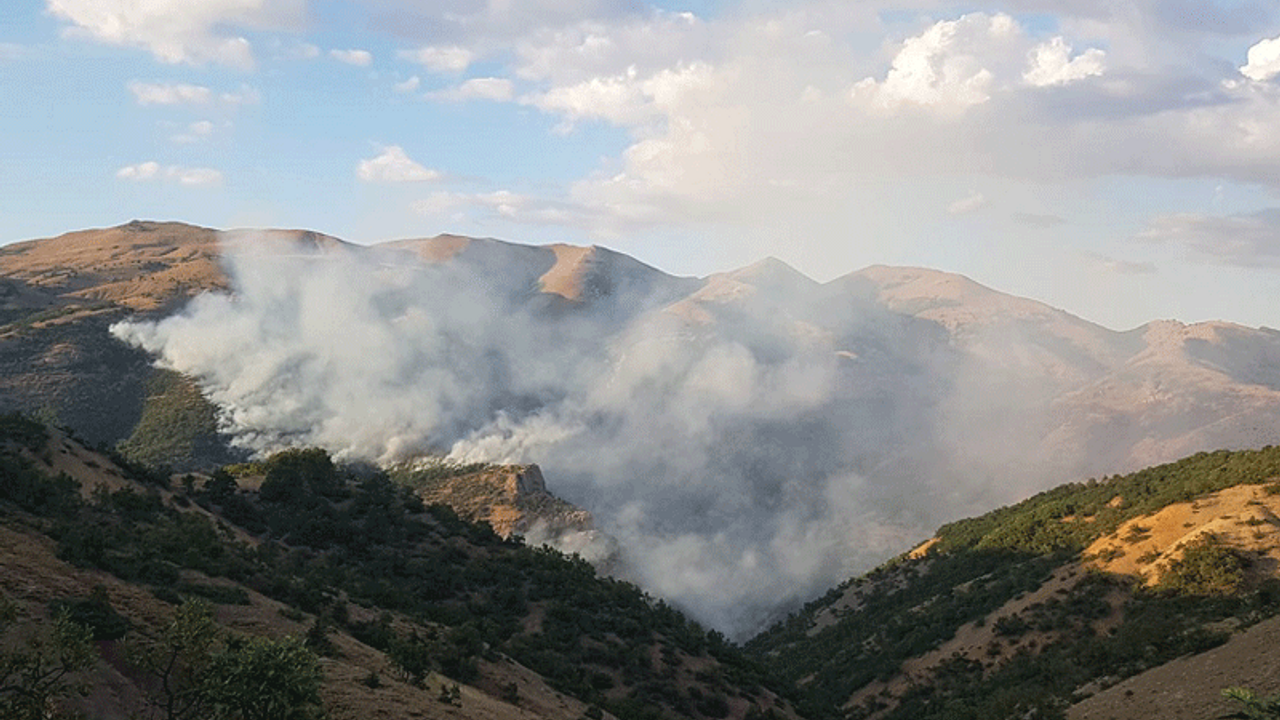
1158, 535, 1248, 596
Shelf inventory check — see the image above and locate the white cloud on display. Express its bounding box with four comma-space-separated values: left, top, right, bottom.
170, 119, 218, 143
412, 189, 603, 229
1138, 209, 1280, 267
427, 77, 515, 102
45, 0, 303, 68
490, 5, 1280, 247
115, 161, 222, 185
398, 45, 474, 73
357, 146, 441, 183
115, 161, 160, 181
1241, 35, 1280, 81
128, 81, 211, 105
526, 62, 715, 128
394, 75, 421, 93
851, 13, 1020, 114
1023, 37, 1106, 87
330, 48, 373, 67
0, 43, 24, 60
947, 191, 986, 215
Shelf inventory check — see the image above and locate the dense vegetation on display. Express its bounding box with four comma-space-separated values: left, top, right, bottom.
749, 446, 1280, 720
115, 368, 229, 471
0, 413, 794, 720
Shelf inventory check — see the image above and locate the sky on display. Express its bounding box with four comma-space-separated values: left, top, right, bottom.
3, 0, 1280, 330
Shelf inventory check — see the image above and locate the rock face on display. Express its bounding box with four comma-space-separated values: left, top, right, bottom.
412, 463, 595, 540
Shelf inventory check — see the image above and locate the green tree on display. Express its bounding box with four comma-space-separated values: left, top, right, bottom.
0, 595, 96, 720
204, 634, 323, 720
131, 600, 323, 720
129, 599, 221, 720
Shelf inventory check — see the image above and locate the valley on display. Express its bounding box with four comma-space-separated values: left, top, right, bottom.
6, 222, 1280, 719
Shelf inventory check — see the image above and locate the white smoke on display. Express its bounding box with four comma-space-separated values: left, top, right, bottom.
112, 232, 1249, 638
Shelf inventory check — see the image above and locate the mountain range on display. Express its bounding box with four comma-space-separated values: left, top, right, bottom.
6, 220, 1280, 638
8, 220, 1280, 719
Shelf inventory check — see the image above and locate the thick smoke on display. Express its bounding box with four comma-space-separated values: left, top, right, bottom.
111, 234, 1141, 638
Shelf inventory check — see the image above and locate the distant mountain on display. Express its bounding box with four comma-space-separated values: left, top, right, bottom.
7, 220, 1280, 638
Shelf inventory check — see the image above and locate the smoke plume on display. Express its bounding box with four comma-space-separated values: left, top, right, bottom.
111, 232, 1271, 638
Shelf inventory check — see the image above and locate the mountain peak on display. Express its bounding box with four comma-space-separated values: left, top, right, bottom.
726, 256, 817, 290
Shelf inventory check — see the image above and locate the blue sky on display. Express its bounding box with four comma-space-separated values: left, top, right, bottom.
3, 0, 1280, 330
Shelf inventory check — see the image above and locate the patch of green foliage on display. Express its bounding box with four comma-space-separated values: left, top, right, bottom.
0, 593, 96, 720
748, 550, 1065, 718
861, 573, 1280, 720
128, 599, 323, 720
1156, 534, 1249, 596
116, 369, 222, 471
50, 585, 131, 641
1223, 686, 1280, 720
933, 446, 1280, 556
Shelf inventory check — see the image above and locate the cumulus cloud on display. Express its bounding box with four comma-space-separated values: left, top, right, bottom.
128, 81, 211, 105
330, 48, 373, 67
485, 5, 1280, 246
1023, 37, 1106, 87
851, 13, 1021, 113
45, 0, 303, 68
1138, 208, 1280, 267
426, 77, 515, 102
357, 146, 441, 183
399, 45, 474, 72
394, 75, 421, 93
1241, 35, 1280, 81
115, 161, 222, 185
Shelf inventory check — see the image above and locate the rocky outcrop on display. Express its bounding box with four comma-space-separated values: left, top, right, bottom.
412, 463, 594, 540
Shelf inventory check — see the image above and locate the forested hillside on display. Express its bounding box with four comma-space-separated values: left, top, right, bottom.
749, 446, 1280, 720
0, 412, 797, 720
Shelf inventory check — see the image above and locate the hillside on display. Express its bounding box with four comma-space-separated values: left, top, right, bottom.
0, 412, 799, 720
747, 446, 1280, 720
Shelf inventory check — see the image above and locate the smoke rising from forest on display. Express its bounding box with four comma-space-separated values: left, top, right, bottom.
111, 234, 1151, 637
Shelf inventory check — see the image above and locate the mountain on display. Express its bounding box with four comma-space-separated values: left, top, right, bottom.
8, 221, 1280, 638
